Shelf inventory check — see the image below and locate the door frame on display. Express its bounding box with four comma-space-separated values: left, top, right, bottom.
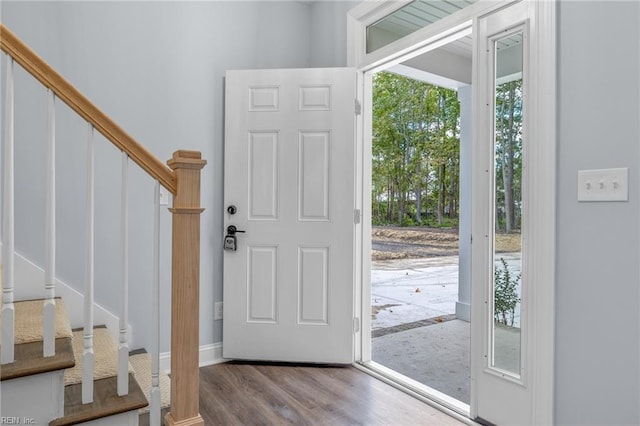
346, 1, 556, 423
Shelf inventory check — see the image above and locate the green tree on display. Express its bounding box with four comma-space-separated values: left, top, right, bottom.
372, 71, 460, 227
495, 79, 523, 233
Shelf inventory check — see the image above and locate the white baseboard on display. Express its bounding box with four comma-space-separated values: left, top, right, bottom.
159, 342, 227, 373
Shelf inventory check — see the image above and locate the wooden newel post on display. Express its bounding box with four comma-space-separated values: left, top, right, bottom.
166, 150, 206, 426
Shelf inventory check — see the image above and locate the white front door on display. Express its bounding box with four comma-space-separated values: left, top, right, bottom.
223, 68, 357, 363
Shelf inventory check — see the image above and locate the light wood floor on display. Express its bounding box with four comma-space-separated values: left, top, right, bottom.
199, 362, 466, 425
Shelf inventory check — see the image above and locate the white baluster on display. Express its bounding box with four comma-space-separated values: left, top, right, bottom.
150, 181, 161, 425
118, 152, 129, 396
82, 124, 95, 404
1, 58, 15, 364
44, 89, 56, 357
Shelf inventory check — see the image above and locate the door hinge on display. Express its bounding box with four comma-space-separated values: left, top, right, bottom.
354, 209, 361, 224
353, 317, 360, 333
355, 99, 362, 115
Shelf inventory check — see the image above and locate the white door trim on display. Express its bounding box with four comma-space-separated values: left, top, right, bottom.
526, 1, 556, 422
347, 0, 502, 72
347, 1, 556, 423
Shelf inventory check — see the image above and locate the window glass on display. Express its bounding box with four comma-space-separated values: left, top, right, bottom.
492, 32, 524, 375
367, 0, 478, 53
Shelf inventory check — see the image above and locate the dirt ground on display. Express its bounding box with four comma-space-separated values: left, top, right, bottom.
372, 226, 521, 261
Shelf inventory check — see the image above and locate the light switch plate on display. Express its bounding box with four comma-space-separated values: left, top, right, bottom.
577, 168, 628, 202
214, 302, 223, 320
159, 186, 171, 206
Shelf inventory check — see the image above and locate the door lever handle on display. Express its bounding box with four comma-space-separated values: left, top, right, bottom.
224, 225, 246, 252
227, 225, 245, 235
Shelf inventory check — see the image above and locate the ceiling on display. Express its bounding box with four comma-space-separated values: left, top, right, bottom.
368, 0, 477, 56
372, 1, 524, 86
371, 0, 477, 35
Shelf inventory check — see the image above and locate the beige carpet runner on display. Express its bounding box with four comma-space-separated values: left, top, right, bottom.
11, 299, 73, 344
65, 328, 170, 412
65, 327, 133, 385
129, 352, 171, 413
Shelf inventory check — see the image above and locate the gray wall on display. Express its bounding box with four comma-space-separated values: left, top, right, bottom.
1, 0, 356, 354
309, 1, 360, 67
556, 1, 640, 424
1, 0, 319, 353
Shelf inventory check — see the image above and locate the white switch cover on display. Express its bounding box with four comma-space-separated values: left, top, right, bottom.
214, 302, 223, 320
577, 168, 628, 202
159, 186, 171, 206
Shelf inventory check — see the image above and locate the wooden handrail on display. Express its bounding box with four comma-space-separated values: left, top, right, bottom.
0, 24, 177, 194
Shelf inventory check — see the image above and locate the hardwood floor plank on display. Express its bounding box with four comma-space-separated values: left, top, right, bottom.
199, 362, 465, 425
200, 364, 310, 425
257, 365, 372, 423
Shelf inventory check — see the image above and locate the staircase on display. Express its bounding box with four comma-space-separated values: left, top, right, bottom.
1, 298, 171, 424
0, 24, 206, 425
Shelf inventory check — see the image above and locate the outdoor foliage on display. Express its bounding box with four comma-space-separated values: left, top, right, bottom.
372, 72, 460, 227
494, 79, 523, 233
372, 71, 523, 233
494, 257, 521, 327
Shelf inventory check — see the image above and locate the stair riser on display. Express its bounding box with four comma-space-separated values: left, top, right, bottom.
71, 411, 139, 426
1, 370, 64, 423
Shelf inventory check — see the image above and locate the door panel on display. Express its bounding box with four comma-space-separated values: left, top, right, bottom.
223, 68, 356, 363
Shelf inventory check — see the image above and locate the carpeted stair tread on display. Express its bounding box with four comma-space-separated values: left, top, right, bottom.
64, 327, 133, 386
129, 351, 171, 414
49, 373, 148, 426
1, 298, 75, 381
11, 298, 73, 344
